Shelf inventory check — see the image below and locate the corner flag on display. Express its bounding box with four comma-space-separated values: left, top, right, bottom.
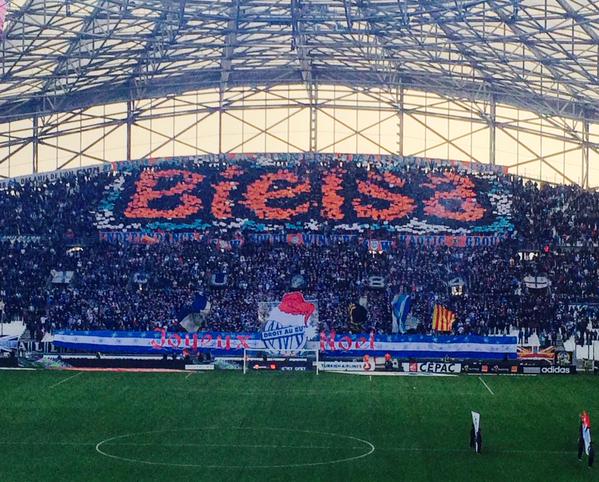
470, 411, 482, 454
579, 411, 594, 467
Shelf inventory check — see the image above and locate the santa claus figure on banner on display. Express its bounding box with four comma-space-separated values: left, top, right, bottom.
261, 292, 317, 354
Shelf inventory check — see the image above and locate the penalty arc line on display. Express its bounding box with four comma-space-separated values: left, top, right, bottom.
478, 376, 495, 395
48, 371, 82, 389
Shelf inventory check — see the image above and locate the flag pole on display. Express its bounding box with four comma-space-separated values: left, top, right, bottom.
0, 300, 4, 337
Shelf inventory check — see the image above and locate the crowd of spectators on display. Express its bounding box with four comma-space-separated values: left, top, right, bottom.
0, 155, 598, 348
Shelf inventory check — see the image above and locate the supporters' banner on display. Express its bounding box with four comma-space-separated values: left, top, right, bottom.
0, 335, 18, 352
257, 292, 318, 353
365, 239, 392, 252
523, 276, 550, 290
432, 305, 456, 332
178, 293, 210, 333
391, 294, 411, 334
99, 231, 208, 244
348, 302, 367, 331
95, 161, 513, 235
52, 330, 517, 359
52, 329, 264, 355
517, 346, 555, 360
99, 230, 506, 248
318, 333, 517, 359
0, 235, 43, 244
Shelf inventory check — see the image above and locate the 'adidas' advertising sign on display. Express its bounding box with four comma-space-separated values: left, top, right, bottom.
540, 366, 574, 374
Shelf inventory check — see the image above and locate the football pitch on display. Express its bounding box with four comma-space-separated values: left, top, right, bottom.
1, 370, 598, 482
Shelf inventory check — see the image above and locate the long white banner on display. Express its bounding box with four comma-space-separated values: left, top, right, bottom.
52, 330, 517, 359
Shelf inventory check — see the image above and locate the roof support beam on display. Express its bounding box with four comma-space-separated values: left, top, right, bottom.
583, 118, 590, 189
344, 0, 399, 88
488, 0, 580, 104
489, 95, 496, 165
420, 0, 500, 97
129, 2, 186, 100
554, 0, 599, 44
398, 83, 404, 156
40, 0, 113, 112
126, 99, 132, 161
2, 65, 598, 124
291, 0, 317, 151
220, 0, 241, 92
32, 112, 38, 173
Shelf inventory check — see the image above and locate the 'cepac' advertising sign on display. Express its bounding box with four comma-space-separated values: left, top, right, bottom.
402, 362, 462, 374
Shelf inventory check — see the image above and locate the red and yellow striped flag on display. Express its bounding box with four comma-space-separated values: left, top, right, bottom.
432, 304, 456, 332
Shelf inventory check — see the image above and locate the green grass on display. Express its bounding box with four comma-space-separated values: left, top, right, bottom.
1, 370, 599, 481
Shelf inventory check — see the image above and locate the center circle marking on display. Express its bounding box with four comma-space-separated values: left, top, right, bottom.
95, 427, 375, 469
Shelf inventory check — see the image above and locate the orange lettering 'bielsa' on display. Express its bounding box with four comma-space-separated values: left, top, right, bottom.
211, 166, 243, 220
241, 170, 310, 220
352, 171, 416, 221
422, 172, 485, 222
321, 167, 346, 220
121, 165, 490, 226
125, 169, 205, 219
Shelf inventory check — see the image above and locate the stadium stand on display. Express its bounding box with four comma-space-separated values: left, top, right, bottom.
0, 155, 598, 350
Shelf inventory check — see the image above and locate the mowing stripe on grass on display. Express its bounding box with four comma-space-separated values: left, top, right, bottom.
0, 440, 574, 457
0, 441, 364, 450
49, 371, 82, 389
478, 376, 495, 395
379, 447, 571, 455
168, 387, 479, 396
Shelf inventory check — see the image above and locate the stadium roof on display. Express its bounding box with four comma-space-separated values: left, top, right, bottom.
1, 0, 599, 123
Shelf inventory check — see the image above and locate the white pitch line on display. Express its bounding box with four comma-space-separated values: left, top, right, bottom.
95, 428, 376, 469
185, 371, 194, 380
478, 376, 495, 396
49, 371, 82, 389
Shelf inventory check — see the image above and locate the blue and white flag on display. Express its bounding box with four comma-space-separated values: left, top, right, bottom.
178, 293, 211, 333
0, 335, 18, 352
52, 330, 517, 358
391, 294, 411, 334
